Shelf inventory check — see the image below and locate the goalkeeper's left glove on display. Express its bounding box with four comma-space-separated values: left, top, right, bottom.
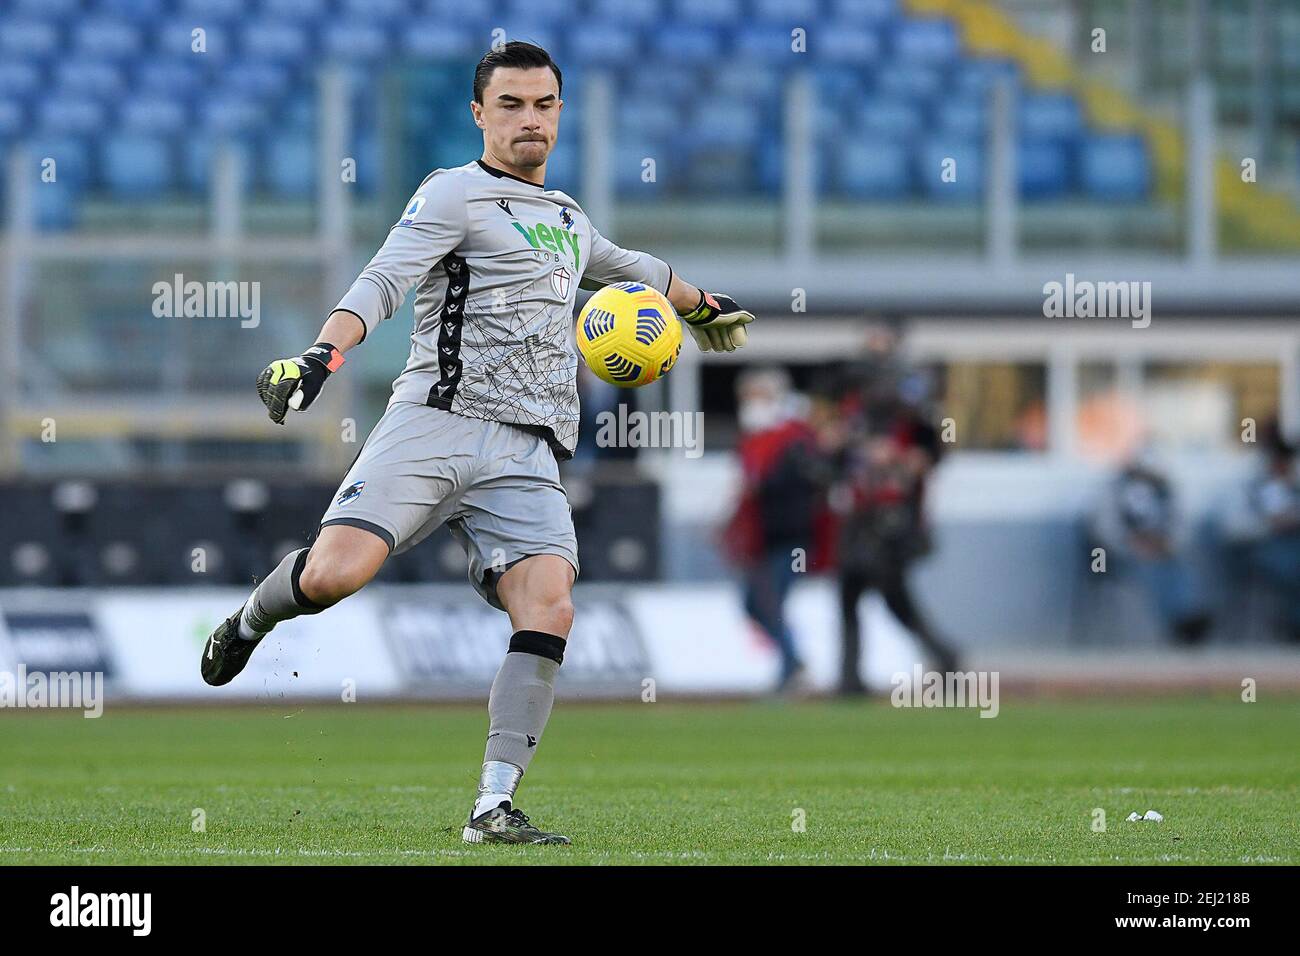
678, 290, 754, 353
255, 342, 344, 424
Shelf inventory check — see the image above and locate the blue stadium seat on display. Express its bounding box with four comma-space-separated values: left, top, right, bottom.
670, 0, 743, 23
403, 23, 480, 59
37, 96, 107, 136
691, 98, 762, 146
202, 94, 271, 134
875, 63, 945, 101
263, 132, 317, 199
755, 139, 829, 196
733, 25, 800, 64
543, 140, 580, 193
240, 22, 311, 63
569, 23, 640, 65
1080, 134, 1150, 200
135, 60, 207, 98
219, 62, 293, 100
182, 138, 251, 192
837, 138, 911, 199
1018, 92, 1083, 141
177, 0, 247, 20
0, 63, 42, 100
814, 23, 883, 64
11, 0, 79, 13
0, 19, 61, 59
651, 25, 722, 62
616, 99, 679, 140
97, 0, 167, 17
261, 0, 331, 19
414, 0, 492, 29
322, 22, 392, 62
752, 0, 819, 24
1017, 138, 1071, 198
813, 66, 867, 102
73, 18, 145, 60
102, 135, 174, 198
712, 64, 784, 101
893, 17, 961, 64
506, 0, 574, 22
120, 96, 189, 135
857, 95, 926, 139
55, 61, 128, 100
24, 136, 93, 188
0, 100, 24, 139
829, 0, 900, 22
916, 135, 984, 200
934, 95, 986, 136
683, 146, 756, 196
951, 57, 1020, 95
591, 0, 663, 25
342, 0, 408, 19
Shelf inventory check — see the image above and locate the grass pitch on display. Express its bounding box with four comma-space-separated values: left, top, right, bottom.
0, 697, 1295, 865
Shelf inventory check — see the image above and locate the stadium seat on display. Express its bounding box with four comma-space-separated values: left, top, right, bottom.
857, 95, 926, 139
178, 0, 248, 21
261, 0, 331, 19
0, 62, 42, 99
322, 22, 392, 62
1016, 138, 1071, 199
342, 0, 408, 19
241, 22, 312, 63
670, 0, 743, 24
262, 132, 317, 199
1018, 92, 1084, 141
157, 20, 232, 60
893, 17, 961, 64
733, 25, 800, 64
203, 94, 271, 134
691, 98, 763, 146
11, 0, 79, 13
952, 57, 1021, 95
752, 0, 819, 24
837, 137, 912, 199
651, 25, 722, 62
1080, 134, 1151, 201
875, 64, 946, 101
569, 23, 640, 65
916, 135, 984, 201
72, 19, 145, 60
403, 23, 481, 59
120, 96, 189, 135
592, 0, 663, 25
0, 20, 61, 59
97, 0, 166, 17
814, 24, 884, 64
0, 100, 23, 139
614, 140, 671, 196
499, 24, 561, 58
830, 0, 900, 23
934, 96, 987, 137
102, 135, 175, 198
55, 61, 128, 100
38, 96, 107, 136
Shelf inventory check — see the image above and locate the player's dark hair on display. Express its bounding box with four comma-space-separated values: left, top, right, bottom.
473, 41, 563, 103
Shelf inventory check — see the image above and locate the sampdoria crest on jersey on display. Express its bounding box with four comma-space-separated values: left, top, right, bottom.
398, 197, 426, 226
559, 207, 575, 230
336, 480, 366, 506
551, 266, 572, 299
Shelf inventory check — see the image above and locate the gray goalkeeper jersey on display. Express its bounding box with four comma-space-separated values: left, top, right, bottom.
334, 159, 672, 459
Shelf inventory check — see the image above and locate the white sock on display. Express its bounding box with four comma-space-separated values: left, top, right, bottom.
472, 794, 512, 819
237, 605, 268, 642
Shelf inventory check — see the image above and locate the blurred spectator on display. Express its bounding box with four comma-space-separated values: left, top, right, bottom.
722, 368, 833, 694
1090, 448, 1212, 645
830, 327, 960, 694
1221, 423, 1300, 642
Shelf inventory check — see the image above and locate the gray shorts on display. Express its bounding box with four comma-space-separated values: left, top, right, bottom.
319, 401, 579, 610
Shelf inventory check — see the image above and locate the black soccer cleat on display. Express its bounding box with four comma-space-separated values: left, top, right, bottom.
462, 803, 571, 846
200, 606, 263, 686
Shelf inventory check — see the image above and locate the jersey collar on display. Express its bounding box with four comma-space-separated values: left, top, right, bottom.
476, 159, 546, 189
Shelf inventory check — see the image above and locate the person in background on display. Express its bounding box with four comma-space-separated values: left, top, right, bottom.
723, 368, 834, 694
1090, 448, 1212, 646
831, 327, 960, 695
1222, 423, 1300, 642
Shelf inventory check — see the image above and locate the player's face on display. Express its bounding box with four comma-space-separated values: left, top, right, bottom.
472, 67, 562, 171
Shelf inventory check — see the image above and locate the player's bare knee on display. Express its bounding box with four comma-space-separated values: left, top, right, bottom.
298, 550, 373, 607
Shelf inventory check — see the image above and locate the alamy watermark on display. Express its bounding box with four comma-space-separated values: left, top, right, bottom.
152, 273, 261, 328
890, 664, 999, 718
1042, 273, 1151, 328
0, 667, 104, 718
594, 404, 704, 458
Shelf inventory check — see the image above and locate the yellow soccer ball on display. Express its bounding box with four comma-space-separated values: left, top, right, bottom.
576, 282, 683, 388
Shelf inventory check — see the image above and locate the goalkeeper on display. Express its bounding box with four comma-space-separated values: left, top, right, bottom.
200, 42, 753, 846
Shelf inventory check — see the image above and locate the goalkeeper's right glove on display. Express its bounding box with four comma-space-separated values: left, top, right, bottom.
255, 342, 344, 424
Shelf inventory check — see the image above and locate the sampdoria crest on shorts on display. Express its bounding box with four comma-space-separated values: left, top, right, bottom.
336, 480, 366, 506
